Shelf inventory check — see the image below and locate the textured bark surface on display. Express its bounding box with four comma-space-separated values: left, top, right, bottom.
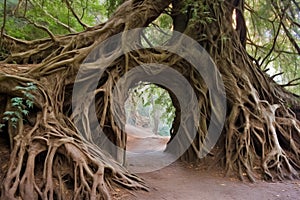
0, 0, 299, 199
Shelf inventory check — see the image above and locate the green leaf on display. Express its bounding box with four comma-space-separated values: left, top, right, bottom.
30, 85, 37, 90
4, 111, 15, 116
25, 84, 37, 91
12, 102, 21, 107
11, 97, 23, 105
21, 110, 29, 116
144, 102, 151, 107
24, 93, 34, 100
15, 86, 25, 90
10, 117, 19, 123
26, 100, 34, 108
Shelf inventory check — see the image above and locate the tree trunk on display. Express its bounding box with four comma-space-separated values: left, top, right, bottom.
0, 0, 299, 199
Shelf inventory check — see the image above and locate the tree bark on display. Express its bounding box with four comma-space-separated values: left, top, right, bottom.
0, 0, 299, 199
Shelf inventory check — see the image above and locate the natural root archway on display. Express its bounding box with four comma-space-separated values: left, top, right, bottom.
1, 0, 300, 199
0, 1, 171, 199
0, 73, 148, 199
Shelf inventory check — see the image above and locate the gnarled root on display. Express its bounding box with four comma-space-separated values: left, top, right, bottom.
0, 109, 147, 200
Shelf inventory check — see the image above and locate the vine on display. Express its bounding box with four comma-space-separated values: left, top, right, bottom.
0, 82, 36, 130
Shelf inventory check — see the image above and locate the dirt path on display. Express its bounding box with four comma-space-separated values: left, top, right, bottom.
123, 125, 300, 200
123, 162, 300, 200
0, 125, 299, 199
125, 124, 169, 153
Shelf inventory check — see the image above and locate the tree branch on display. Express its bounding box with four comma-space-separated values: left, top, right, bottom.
29, 0, 77, 33
0, 0, 7, 40
282, 22, 300, 55
259, 20, 282, 67
280, 77, 300, 87
64, 0, 90, 30
22, 17, 57, 42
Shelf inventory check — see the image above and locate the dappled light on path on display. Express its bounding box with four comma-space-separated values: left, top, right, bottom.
125, 124, 174, 173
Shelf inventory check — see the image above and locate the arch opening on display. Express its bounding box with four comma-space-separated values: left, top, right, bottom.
125, 81, 175, 154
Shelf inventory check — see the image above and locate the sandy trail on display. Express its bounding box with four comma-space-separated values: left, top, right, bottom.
123, 124, 300, 200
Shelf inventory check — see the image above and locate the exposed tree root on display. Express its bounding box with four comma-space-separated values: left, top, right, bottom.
0, 85, 147, 199
0, 0, 300, 199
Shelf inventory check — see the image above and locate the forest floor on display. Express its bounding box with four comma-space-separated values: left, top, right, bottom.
0, 125, 300, 199
119, 124, 300, 200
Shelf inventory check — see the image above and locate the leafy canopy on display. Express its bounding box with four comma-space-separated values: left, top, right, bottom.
1, 0, 299, 94
245, 0, 300, 94
125, 82, 175, 136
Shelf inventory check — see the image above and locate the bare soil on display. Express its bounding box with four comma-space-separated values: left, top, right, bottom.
0, 125, 299, 199
122, 124, 300, 200
0, 133, 10, 185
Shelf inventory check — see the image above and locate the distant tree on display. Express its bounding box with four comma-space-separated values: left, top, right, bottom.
125, 82, 175, 135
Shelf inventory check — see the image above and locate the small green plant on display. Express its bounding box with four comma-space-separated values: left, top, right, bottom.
0, 83, 37, 130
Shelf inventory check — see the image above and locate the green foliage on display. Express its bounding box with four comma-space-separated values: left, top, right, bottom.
1, 0, 299, 93
0, 82, 37, 130
183, 0, 216, 25
245, 0, 300, 94
0, 0, 106, 40
126, 82, 175, 132
104, 0, 124, 17
142, 13, 173, 47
